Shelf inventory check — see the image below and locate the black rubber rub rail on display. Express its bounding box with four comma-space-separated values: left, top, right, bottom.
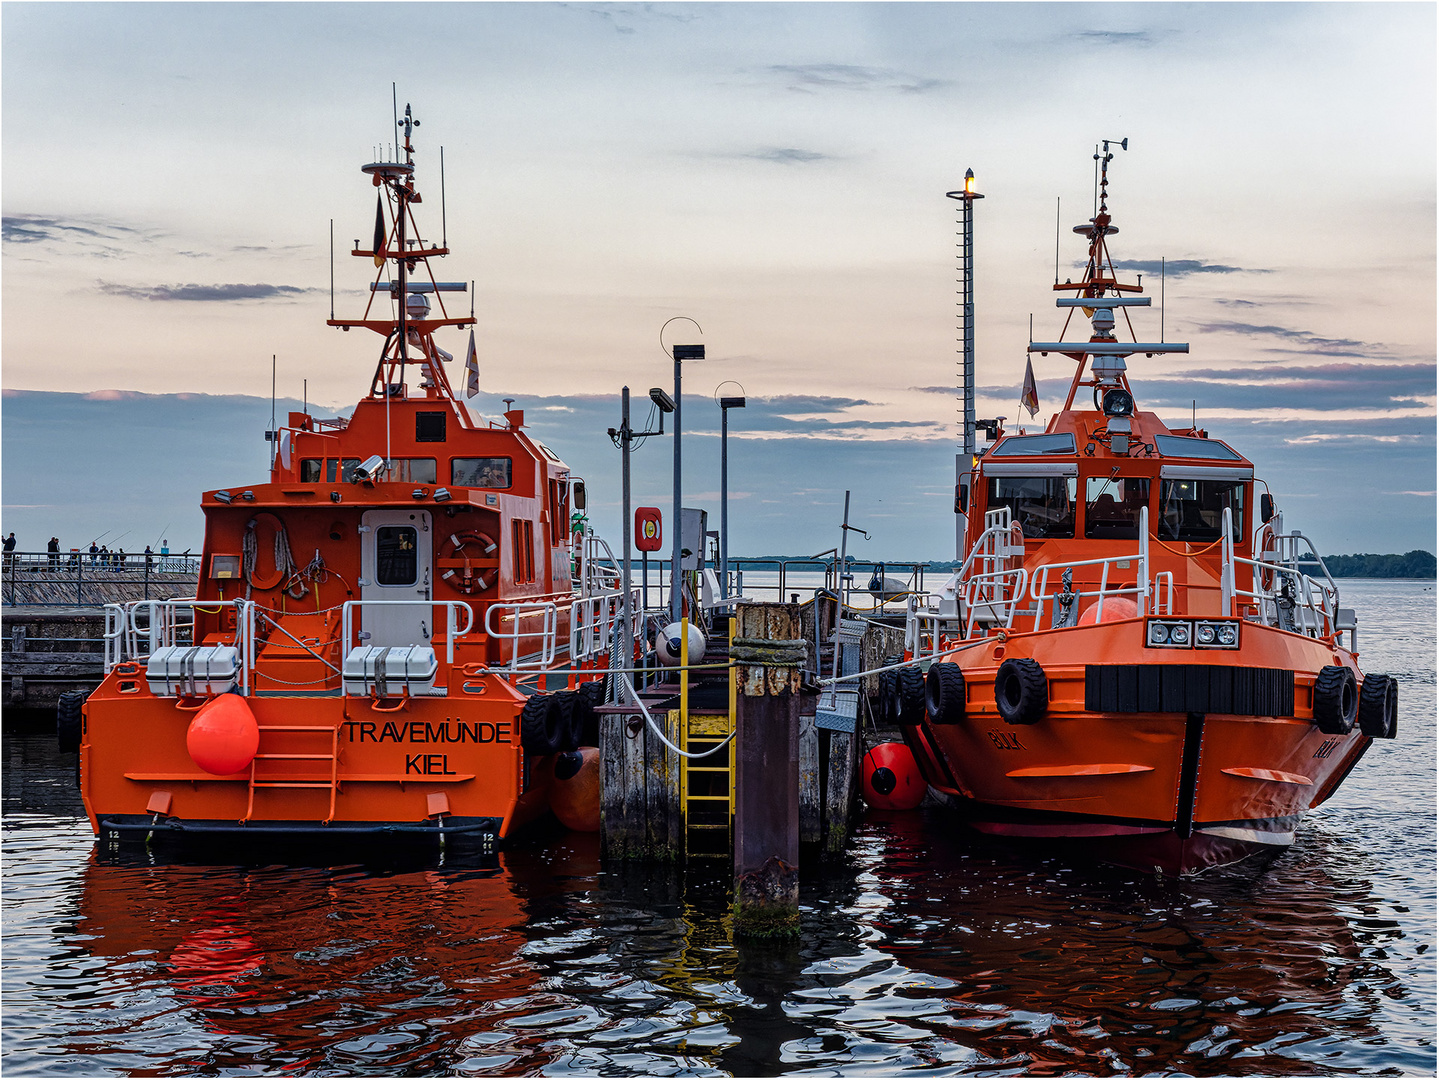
1085, 665, 1295, 717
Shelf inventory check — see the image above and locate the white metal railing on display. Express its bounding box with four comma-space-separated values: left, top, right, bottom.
1028, 507, 1152, 628
1224, 509, 1340, 638
484, 600, 559, 671
570, 588, 641, 663
340, 599, 474, 665
904, 594, 951, 660
961, 567, 1030, 638
575, 530, 624, 598
1152, 572, 1175, 616
106, 598, 256, 695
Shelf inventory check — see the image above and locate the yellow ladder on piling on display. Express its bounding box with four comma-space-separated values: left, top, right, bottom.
678, 707, 735, 858
677, 619, 739, 858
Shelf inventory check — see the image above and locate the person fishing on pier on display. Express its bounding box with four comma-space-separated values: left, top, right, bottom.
3, 532, 15, 572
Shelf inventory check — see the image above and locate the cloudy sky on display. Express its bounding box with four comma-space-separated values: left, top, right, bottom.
2, 3, 1434, 559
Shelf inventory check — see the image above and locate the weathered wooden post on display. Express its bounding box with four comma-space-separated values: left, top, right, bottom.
600, 701, 681, 863
731, 602, 805, 938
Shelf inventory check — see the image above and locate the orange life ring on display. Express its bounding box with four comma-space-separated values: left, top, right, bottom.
245, 512, 287, 591
438, 530, 498, 595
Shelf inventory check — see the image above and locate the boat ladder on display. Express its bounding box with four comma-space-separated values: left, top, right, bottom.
243, 723, 341, 823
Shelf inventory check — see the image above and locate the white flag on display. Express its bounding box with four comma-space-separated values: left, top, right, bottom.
464, 328, 479, 398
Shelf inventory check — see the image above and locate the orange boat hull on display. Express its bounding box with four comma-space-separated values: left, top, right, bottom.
903, 619, 1371, 875
78, 668, 562, 850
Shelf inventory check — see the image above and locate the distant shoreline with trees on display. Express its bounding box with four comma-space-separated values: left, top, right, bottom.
1295, 550, 1436, 579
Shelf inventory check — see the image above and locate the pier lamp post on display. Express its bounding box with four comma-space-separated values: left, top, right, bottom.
946, 167, 983, 561
717, 389, 746, 600
608, 386, 672, 698
669, 341, 705, 622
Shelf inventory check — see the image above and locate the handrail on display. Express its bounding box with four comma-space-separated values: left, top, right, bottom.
1026, 507, 1151, 628
570, 588, 640, 663
109, 598, 254, 695
340, 599, 474, 665
484, 600, 559, 671
961, 567, 1029, 638
1224, 511, 1340, 638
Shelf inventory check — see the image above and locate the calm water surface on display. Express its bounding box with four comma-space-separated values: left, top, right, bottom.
4, 581, 1434, 1075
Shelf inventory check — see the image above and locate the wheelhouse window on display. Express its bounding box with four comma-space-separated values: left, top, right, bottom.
1084, 476, 1151, 539
386, 458, 437, 484
329, 458, 362, 483
375, 526, 418, 585
988, 433, 1077, 457
987, 476, 1076, 538
1159, 479, 1245, 542
1153, 435, 1242, 461
300, 458, 323, 483
452, 457, 512, 489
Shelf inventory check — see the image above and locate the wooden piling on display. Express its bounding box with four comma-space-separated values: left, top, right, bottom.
732, 602, 804, 938
600, 704, 681, 863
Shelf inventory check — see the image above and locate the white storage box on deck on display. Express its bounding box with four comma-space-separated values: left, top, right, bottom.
342, 645, 438, 697
146, 645, 241, 697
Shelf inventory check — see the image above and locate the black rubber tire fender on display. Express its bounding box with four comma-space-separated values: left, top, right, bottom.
925, 663, 967, 724
1357, 673, 1397, 739
520, 693, 561, 755
57, 689, 87, 754
894, 666, 927, 727
1313, 665, 1357, 735
547, 690, 581, 754
995, 658, 1048, 726
575, 680, 603, 748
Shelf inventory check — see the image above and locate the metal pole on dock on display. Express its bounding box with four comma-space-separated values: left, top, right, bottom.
719, 393, 745, 601
669, 342, 704, 622
732, 602, 804, 938
619, 387, 634, 699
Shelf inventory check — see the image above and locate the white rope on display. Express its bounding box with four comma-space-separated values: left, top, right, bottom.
815, 637, 991, 687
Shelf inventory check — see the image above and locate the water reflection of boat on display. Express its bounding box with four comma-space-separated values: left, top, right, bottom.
855, 809, 1406, 1073
73, 849, 537, 1058
900, 144, 1399, 875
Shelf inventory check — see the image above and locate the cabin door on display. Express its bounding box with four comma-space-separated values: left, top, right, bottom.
360, 509, 433, 648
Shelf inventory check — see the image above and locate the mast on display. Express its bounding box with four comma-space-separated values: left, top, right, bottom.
1027, 140, 1188, 412
331, 103, 474, 406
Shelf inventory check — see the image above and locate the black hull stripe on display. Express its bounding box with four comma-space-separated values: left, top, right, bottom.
1085, 664, 1295, 716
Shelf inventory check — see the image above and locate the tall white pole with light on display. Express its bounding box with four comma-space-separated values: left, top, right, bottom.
946, 169, 983, 560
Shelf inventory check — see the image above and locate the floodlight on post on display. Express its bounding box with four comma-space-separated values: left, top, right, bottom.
716, 385, 746, 601
660, 317, 705, 624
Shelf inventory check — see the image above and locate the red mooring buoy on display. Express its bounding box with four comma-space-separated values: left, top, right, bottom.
186, 694, 260, 776
861, 742, 925, 810
550, 746, 601, 832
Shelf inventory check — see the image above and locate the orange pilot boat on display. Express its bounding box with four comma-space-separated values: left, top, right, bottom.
78, 105, 629, 850
897, 146, 1399, 875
